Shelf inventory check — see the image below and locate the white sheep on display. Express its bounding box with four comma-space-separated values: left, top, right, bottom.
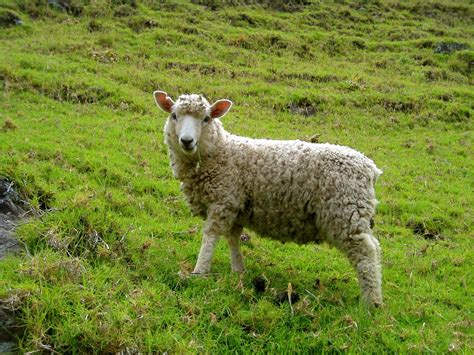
154, 91, 383, 307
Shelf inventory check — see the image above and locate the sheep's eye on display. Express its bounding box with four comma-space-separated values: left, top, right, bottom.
203, 116, 210, 123
171, 113, 177, 121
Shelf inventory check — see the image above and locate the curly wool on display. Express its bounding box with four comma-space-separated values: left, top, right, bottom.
164, 94, 383, 306
174, 94, 210, 117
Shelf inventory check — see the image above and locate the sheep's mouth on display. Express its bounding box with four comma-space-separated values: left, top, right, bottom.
180, 144, 198, 155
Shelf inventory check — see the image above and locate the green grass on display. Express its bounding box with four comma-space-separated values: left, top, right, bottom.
0, 0, 473, 352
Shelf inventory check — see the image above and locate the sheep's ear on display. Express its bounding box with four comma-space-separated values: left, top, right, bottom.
210, 99, 232, 118
153, 91, 174, 113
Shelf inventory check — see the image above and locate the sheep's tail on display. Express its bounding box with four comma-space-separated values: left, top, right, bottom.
374, 167, 383, 181
369, 159, 382, 184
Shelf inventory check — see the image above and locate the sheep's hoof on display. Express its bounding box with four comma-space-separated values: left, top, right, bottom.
190, 271, 206, 276
372, 301, 384, 308
231, 267, 245, 273
365, 299, 383, 309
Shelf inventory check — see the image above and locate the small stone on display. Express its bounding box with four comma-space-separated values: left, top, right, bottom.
240, 232, 251, 243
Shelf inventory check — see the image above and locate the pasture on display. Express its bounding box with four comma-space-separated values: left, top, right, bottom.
0, 0, 473, 352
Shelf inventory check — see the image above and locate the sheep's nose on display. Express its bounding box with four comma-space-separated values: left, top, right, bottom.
180, 136, 194, 148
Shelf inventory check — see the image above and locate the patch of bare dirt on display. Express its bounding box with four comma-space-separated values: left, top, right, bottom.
0, 179, 32, 353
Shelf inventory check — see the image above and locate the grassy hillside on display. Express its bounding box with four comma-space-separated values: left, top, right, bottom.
0, 0, 473, 352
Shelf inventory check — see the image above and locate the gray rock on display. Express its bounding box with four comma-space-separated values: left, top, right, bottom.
434, 42, 469, 55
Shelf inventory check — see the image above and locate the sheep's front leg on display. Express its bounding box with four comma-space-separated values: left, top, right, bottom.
192, 209, 235, 275
192, 232, 219, 274
226, 226, 245, 273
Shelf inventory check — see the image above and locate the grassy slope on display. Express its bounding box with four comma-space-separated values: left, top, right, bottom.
0, 0, 473, 352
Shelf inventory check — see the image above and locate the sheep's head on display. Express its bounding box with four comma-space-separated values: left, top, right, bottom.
154, 91, 232, 156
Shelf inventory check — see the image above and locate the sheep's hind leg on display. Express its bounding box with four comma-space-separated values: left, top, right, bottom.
342, 232, 383, 307
226, 226, 245, 273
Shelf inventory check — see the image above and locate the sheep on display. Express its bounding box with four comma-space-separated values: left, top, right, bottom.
153, 90, 383, 307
